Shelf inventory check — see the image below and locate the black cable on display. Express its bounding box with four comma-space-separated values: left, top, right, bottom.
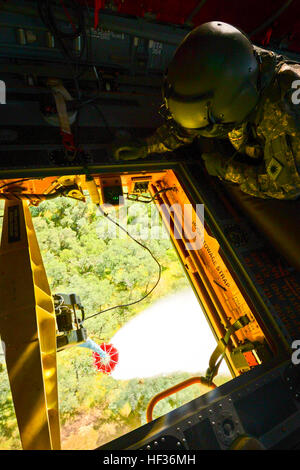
38, 1, 114, 137
38, 0, 85, 42
126, 187, 175, 203
77, 62, 115, 137
77, 67, 105, 106
91, 103, 114, 139
0, 178, 43, 191
93, 65, 105, 91
38, 0, 87, 97
0, 187, 71, 201
83, 204, 162, 322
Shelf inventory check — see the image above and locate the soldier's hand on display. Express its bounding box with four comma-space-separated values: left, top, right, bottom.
112, 139, 148, 161
202, 152, 228, 178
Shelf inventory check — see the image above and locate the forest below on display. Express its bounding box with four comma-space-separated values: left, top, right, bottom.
0, 195, 229, 450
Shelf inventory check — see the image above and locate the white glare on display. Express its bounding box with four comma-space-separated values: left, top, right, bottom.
111, 290, 231, 380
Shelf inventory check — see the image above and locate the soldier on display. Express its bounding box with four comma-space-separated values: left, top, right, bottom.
113, 21, 300, 200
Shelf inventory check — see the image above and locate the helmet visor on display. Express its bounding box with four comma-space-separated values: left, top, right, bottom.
167, 96, 211, 129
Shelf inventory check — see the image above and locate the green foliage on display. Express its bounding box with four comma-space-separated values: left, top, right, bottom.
0, 368, 21, 449
29, 197, 189, 343
0, 195, 226, 450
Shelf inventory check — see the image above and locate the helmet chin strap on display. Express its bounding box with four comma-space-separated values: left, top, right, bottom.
197, 122, 237, 138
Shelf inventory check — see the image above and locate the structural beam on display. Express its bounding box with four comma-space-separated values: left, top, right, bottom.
0, 199, 60, 450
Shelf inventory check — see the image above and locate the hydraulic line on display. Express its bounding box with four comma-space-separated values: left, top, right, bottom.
249, 0, 294, 37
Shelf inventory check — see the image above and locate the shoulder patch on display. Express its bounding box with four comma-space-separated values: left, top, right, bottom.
266, 157, 283, 180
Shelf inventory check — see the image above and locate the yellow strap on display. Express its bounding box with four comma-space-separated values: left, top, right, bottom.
47, 78, 73, 135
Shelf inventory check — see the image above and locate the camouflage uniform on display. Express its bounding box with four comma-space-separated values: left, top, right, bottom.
145, 46, 300, 200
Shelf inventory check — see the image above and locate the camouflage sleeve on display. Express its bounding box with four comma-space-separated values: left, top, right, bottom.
215, 147, 300, 200
207, 64, 300, 199
203, 152, 271, 198
223, 159, 271, 198
145, 121, 197, 154
277, 63, 300, 169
